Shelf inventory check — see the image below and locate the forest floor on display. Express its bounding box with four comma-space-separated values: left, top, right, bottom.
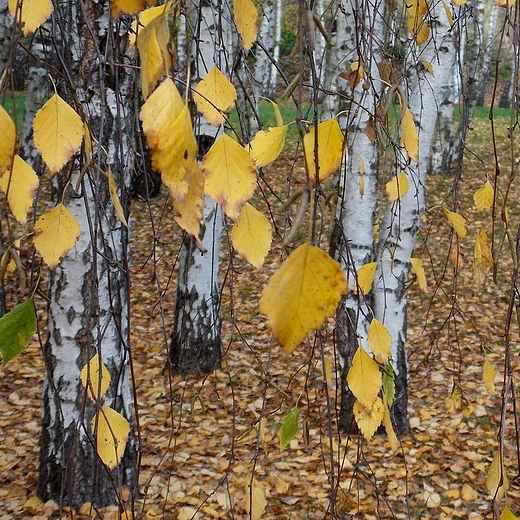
1, 112, 520, 519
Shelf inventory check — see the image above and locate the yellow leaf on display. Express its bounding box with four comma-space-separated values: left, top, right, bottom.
249, 125, 288, 167
353, 397, 384, 441
23, 496, 43, 515
129, 2, 171, 47
451, 0, 467, 5
493, 0, 517, 6
444, 208, 467, 238
474, 180, 494, 210
401, 107, 418, 163
136, 11, 171, 98
0, 156, 39, 224
33, 203, 81, 268
356, 262, 377, 294
269, 100, 284, 127
423, 60, 434, 75
259, 243, 348, 354
108, 167, 128, 227
173, 162, 205, 250
231, 203, 272, 268
441, 0, 454, 25
407, 15, 430, 45
202, 134, 256, 219
303, 119, 345, 183
234, 0, 258, 52
486, 452, 509, 500
383, 394, 399, 451
385, 171, 409, 202
410, 257, 428, 293
92, 405, 130, 470
323, 357, 333, 387
0, 105, 16, 176
194, 66, 237, 126
80, 353, 111, 401
33, 94, 84, 175
8, 0, 53, 36
501, 506, 518, 520
245, 477, 267, 520
111, 0, 153, 18
367, 318, 392, 363
483, 360, 496, 396
347, 347, 382, 410
474, 228, 493, 285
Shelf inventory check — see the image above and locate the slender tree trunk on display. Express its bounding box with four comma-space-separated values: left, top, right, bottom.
38, 2, 136, 508
254, 0, 276, 98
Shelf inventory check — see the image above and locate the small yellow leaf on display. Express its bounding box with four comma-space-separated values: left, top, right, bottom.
0, 105, 16, 176
323, 357, 333, 387
107, 167, 128, 227
249, 125, 287, 167
423, 60, 434, 75
33, 94, 84, 175
92, 405, 130, 470
0, 156, 39, 224
441, 0, 454, 25
356, 262, 377, 294
474, 180, 494, 210
111, 0, 152, 18
451, 0, 467, 5
245, 477, 267, 520
493, 0, 517, 6
33, 203, 81, 268
303, 119, 345, 183
385, 171, 409, 202
486, 452, 509, 500
410, 257, 428, 293
269, 100, 284, 127
401, 107, 418, 163
444, 208, 467, 238
474, 228, 493, 285
8, 0, 53, 36
383, 394, 399, 451
234, 0, 258, 52
407, 15, 430, 45
231, 203, 272, 268
194, 66, 237, 126
501, 506, 518, 520
23, 496, 43, 515
353, 397, 384, 441
259, 243, 348, 354
202, 134, 256, 219
129, 2, 171, 46
483, 360, 496, 396
80, 353, 111, 401
347, 346, 382, 410
367, 318, 392, 363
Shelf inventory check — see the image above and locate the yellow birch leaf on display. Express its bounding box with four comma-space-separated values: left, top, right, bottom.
129, 2, 171, 47
4, 239, 20, 273
269, 100, 284, 127
410, 257, 428, 293
303, 119, 345, 183
0, 156, 39, 224
111, 0, 153, 18
33, 94, 84, 175
407, 15, 430, 45
441, 0, 454, 25
234, 0, 258, 52
385, 171, 409, 202
474, 180, 494, 210
444, 208, 467, 238
486, 452, 509, 500
173, 162, 205, 250
92, 405, 130, 470
249, 125, 288, 167
353, 397, 384, 441
33, 203, 81, 268
231, 203, 272, 268
357, 262, 377, 294
451, 0, 467, 5
367, 318, 392, 363
474, 228, 493, 285
501, 506, 518, 520
259, 243, 348, 354
323, 357, 333, 387
245, 477, 267, 520
346, 60, 365, 90
108, 167, 128, 227
383, 393, 399, 451
0, 105, 16, 176
347, 346, 382, 410
83, 121, 92, 160
483, 360, 496, 396
8, 0, 53, 36
493, 0, 517, 6
202, 134, 256, 219
423, 60, 434, 75
194, 66, 237, 126
401, 107, 418, 163
80, 353, 111, 401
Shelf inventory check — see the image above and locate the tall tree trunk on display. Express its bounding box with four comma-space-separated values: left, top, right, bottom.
254, 0, 276, 99
38, 2, 136, 509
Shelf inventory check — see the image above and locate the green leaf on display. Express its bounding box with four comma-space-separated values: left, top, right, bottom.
280, 406, 299, 450
383, 363, 395, 406
0, 298, 37, 365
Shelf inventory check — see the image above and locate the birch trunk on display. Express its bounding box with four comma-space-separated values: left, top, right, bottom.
38, 2, 136, 508
254, 0, 276, 98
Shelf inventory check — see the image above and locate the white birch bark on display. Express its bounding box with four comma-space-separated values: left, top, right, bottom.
254, 0, 276, 98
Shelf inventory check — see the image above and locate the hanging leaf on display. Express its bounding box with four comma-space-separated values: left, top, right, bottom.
194, 66, 237, 126
234, 0, 258, 52
33, 203, 81, 268
33, 93, 84, 175
474, 228, 493, 285
441, 0, 454, 24
383, 363, 395, 406
353, 397, 384, 441
231, 203, 272, 268
474, 180, 494, 210
259, 243, 348, 354
401, 107, 418, 163
80, 353, 111, 401
339, 60, 365, 90
483, 360, 496, 396
108, 167, 128, 227
347, 346, 382, 411
0, 298, 37, 365
410, 257, 428, 293
303, 119, 345, 183
245, 477, 267, 520
92, 405, 130, 470
423, 60, 434, 75
501, 506, 518, 520
111, 0, 153, 18
280, 406, 299, 450
202, 134, 256, 219
0, 105, 16, 176
8, 0, 53, 36
129, 2, 171, 46
269, 100, 284, 127
407, 14, 430, 45
493, 0, 517, 7
248, 125, 288, 167
444, 208, 468, 238
385, 171, 409, 202
367, 318, 392, 364
0, 156, 39, 224
356, 262, 377, 294
383, 394, 399, 451
486, 452, 509, 500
